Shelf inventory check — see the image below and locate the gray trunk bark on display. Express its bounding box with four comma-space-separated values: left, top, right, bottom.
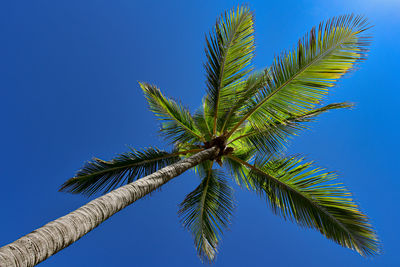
0, 147, 218, 267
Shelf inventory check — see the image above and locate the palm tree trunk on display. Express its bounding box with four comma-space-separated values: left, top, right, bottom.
0, 147, 218, 267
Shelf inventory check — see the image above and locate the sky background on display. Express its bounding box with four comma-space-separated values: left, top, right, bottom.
0, 0, 399, 266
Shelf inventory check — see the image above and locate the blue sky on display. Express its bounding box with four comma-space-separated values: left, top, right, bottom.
0, 0, 399, 266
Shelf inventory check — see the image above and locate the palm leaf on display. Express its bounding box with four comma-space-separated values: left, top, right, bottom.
60, 147, 181, 196
228, 155, 380, 256
219, 70, 267, 133
140, 82, 204, 144
287, 102, 354, 122
204, 5, 255, 135
227, 15, 370, 137
178, 165, 234, 262
223, 145, 254, 189
229, 102, 354, 156
193, 97, 214, 141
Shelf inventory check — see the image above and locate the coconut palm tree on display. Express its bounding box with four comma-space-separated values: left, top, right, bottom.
0, 5, 379, 266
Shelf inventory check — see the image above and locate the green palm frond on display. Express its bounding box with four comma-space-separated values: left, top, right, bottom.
179, 166, 234, 263
193, 158, 213, 179
60, 147, 181, 196
219, 70, 267, 133
233, 119, 303, 157
193, 97, 214, 141
140, 82, 204, 144
204, 5, 255, 135
288, 102, 354, 122
223, 145, 254, 189
228, 155, 380, 256
227, 15, 370, 137
229, 102, 354, 156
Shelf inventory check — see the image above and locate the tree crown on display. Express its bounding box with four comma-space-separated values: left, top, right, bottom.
61, 5, 379, 263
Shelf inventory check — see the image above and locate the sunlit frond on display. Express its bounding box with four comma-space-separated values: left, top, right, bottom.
140, 82, 204, 144
219, 70, 267, 133
223, 142, 254, 189
205, 5, 255, 135
289, 102, 354, 122
193, 97, 214, 141
229, 102, 354, 157
227, 15, 370, 138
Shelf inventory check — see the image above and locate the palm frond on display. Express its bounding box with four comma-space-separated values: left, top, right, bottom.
204, 5, 255, 135
60, 147, 181, 196
179, 166, 234, 263
140, 82, 204, 144
243, 123, 303, 157
223, 145, 254, 189
227, 15, 370, 137
288, 102, 354, 122
228, 155, 380, 256
229, 102, 354, 157
193, 97, 214, 141
219, 70, 267, 133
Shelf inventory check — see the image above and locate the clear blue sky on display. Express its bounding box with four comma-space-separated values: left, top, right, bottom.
0, 0, 399, 266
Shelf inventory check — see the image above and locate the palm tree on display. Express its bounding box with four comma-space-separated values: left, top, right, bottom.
0, 5, 379, 266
